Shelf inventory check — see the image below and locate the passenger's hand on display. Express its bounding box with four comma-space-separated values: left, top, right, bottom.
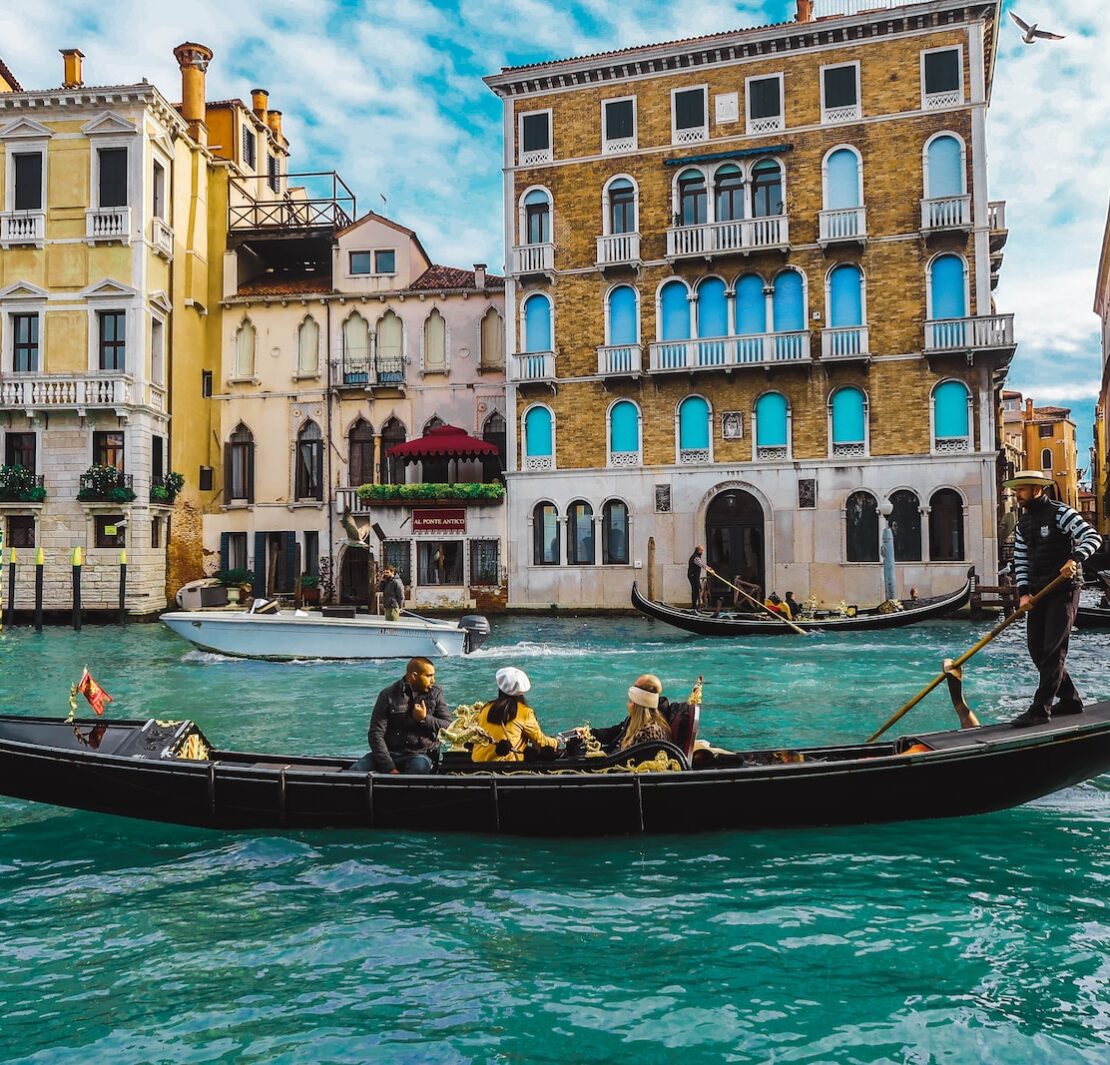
1019, 594, 1033, 612
1060, 559, 1079, 580
391, 768, 399, 774
412, 701, 427, 722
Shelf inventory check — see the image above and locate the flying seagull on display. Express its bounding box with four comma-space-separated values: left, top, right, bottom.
1009, 11, 1065, 44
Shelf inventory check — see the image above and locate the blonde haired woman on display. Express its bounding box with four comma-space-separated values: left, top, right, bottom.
588, 674, 679, 752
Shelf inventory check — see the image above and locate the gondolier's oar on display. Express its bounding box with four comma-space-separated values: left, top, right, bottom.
867, 572, 1071, 743
704, 567, 808, 636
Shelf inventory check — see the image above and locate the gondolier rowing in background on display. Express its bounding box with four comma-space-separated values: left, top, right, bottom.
687, 546, 706, 609
1006, 469, 1102, 728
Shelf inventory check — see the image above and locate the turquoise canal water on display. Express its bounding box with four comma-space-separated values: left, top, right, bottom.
1, 615, 1108, 1063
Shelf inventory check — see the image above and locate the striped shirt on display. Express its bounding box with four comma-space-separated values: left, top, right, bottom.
1014, 499, 1102, 593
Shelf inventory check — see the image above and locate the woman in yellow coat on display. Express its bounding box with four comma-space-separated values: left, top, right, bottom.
471, 667, 560, 763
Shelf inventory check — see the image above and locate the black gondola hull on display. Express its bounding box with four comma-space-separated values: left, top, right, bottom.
1077, 606, 1110, 630
2, 707, 1110, 836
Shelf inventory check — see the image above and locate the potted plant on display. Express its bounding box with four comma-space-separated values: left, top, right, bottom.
299, 573, 321, 605
216, 567, 254, 604
0, 464, 46, 503
151, 471, 185, 504
78, 465, 136, 503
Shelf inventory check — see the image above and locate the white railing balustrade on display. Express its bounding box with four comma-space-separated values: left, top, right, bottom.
86, 206, 131, 242
924, 90, 963, 110
152, 217, 174, 258
608, 450, 641, 468
1, 211, 45, 245
679, 449, 710, 464
519, 147, 552, 166
667, 216, 788, 258
924, 314, 1014, 352
819, 207, 867, 243
596, 232, 641, 266
524, 456, 553, 471
147, 384, 167, 411
822, 103, 861, 124
934, 436, 971, 454
603, 137, 636, 154
511, 351, 556, 382
832, 442, 866, 458
756, 446, 789, 461
921, 195, 971, 231
822, 326, 869, 359
335, 486, 365, 513
511, 242, 554, 275
988, 201, 1007, 231
674, 126, 707, 144
648, 331, 810, 372
597, 344, 642, 375
0, 374, 133, 410
815, 0, 903, 15
747, 115, 784, 135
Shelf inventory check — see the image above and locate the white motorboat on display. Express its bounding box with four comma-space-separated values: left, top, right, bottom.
160, 607, 491, 660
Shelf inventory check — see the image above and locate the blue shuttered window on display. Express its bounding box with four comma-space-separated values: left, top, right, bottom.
678, 396, 710, 451
831, 387, 866, 444
609, 401, 640, 454
772, 271, 804, 331
934, 381, 970, 439
929, 255, 966, 319
927, 136, 964, 198
608, 286, 638, 345
735, 274, 766, 335
756, 393, 789, 447
696, 278, 728, 338
829, 264, 863, 327
826, 149, 860, 209
660, 281, 691, 340
524, 407, 553, 458
523, 295, 552, 352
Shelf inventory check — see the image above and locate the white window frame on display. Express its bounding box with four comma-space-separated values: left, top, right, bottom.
150, 311, 166, 387
745, 72, 785, 135
518, 108, 553, 166
674, 394, 714, 465
820, 62, 861, 125
606, 397, 643, 469
421, 307, 449, 375
521, 402, 556, 472
295, 314, 320, 380
601, 174, 639, 236
924, 251, 971, 321
90, 137, 133, 209
2, 135, 49, 248
820, 144, 865, 211
87, 299, 135, 377
603, 282, 641, 346
517, 184, 553, 247
3, 305, 44, 374
373, 249, 397, 276
920, 45, 964, 110
230, 316, 257, 382
922, 131, 968, 198
601, 96, 637, 155
671, 85, 709, 145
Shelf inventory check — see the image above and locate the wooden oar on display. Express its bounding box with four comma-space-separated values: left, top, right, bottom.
703, 567, 808, 636
866, 572, 1071, 743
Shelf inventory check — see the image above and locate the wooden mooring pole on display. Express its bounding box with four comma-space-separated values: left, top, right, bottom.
72, 546, 83, 632
34, 547, 44, 633
5, 547, 16, 629
118, 548, 127, 625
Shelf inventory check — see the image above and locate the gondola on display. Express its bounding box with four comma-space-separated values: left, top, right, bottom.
1, 704, 1109, 836
1077, 605, 1110, 630
631, 567, 976, 636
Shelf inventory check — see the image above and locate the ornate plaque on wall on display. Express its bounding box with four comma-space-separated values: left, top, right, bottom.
654, 485, 672, 513
798, 479, 817, 509
721, 412, 744, 440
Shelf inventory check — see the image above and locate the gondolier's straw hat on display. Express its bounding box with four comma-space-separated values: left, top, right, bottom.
1003, 469, 1055, 489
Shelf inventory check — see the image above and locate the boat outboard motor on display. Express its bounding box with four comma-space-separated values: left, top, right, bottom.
459, 615, 491, 653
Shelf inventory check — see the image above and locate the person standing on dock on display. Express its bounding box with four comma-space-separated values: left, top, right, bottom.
1006, 470, 1103, 728
687, 546, 706, 609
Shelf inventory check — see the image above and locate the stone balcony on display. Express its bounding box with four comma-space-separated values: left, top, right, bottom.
647, 331, 810, 373
597, 344, 643, 377
152, 217, 174, 260
920, 195, 971, 234
667, 216, 789, 260
86, 206, 131, 244
596, 233, 641, 270
0, 210, 45, 248
511, 242, 555, 280
510, 351, 556, 384
818, 207, 867, 248
0, 374, 133, 416
923, 314, 1015, 355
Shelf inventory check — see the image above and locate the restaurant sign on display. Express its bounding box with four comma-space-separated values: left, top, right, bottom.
412, 507, 466, 534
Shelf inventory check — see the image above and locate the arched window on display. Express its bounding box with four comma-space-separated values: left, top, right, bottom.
607, 178, 636, 234
479, 307, 504, 370
296, 316, 319, 377
609, 400, 641, 465
567, 500, 595, 565
830, 387, 867, 456
824, 148, 862, 209
772, 271, 804, 332
751, 160, 783, 217
342, 312, 370, 383
376, 311, 403, 382
523, 189, 551, 244
889, 489, 922, 562
696, 277, 728, 338
829, 264, 864, 327
523, 405, 554, 470
755, 392, 789, 459
928, 254, 967, 319
421, 415, 448, 483
678, 396, 710, 462
714, 164, 744, 221
607, 285, 638, 345
424, 415, 445, 434
423, 309, 446, 373
225, 423, 254, 503
379, 417, 406, 485
481, 411, 506, 483
295, 421, 323, 501
735, 274, 766, 335
659, 280, 691, 340
234, 318, 255, 379
1041, 448, 1053, 470
677, 168, 707, 226
926, 134, 965, 198
846, 490, 879, 563
523, 293, 552, 352
602, 500, 630, 565
533, 502, 559, 565
348, 418, 375, 487
933, 380, 971, 451
929, 489, 964, 561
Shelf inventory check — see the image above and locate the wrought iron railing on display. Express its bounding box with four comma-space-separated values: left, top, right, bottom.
228, 171, 356, 231
77, 471, 134, 502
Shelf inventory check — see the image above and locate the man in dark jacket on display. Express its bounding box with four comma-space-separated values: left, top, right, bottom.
1006, 470, 1103, 728
687, 546, 705, 609
365, 657, 452, 772
378, 566, 405, 621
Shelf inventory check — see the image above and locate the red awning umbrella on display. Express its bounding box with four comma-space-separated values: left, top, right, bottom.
386, 424, 499, 462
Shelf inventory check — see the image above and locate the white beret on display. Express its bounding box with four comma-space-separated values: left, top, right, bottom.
495, 666, 531, 696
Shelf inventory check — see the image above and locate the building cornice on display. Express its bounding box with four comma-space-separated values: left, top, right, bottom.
0, 82, 187, 137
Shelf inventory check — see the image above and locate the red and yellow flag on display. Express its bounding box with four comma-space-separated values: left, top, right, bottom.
75, 668, 113, 716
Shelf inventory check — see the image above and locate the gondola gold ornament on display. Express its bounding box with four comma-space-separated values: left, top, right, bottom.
866, 572, 1071, 743
703, 567, 808, 635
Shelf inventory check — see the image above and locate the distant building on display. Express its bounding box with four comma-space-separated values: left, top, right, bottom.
1094, 196, 1110, 534
1017, 400, 1079, 509
485, 0, 1014, 608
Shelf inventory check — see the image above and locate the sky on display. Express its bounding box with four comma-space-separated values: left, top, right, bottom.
1, 0, 1105, 471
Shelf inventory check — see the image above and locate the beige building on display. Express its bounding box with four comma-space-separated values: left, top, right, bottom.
485, 0, 1014, 608
210, 201, 508, 609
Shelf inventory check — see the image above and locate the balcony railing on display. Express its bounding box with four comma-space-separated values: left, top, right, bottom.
667, 216, 788, 258
78, 471, 134, 503
921, 195, 971, 232
988, 201, 1006, 232
86, 206, 131, 243
332, 358, 405, 388
822, 103, 861, 124
821, 326, 870, 359
228, 171, 356, 231
511, 242, 554, 276
596, 233, 641, 267
1, 211, 45, 246
510, 351, 556, 382
924, 314, 1015, 353
597, 344, 642, 376
0, 374, 133, 412
152, 217, 174, 259
818, 207, 867, 245
934, 436, 971, 455
0, 472, 45, 504
648, 331, 810, 372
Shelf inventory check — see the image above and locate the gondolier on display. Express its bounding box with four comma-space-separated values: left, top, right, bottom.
1006, 469, 1103, 728
687, 546, 706, 609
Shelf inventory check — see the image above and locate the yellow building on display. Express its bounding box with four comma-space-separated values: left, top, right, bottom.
485, 0, 1014, 607
1019, 399, 1079, 509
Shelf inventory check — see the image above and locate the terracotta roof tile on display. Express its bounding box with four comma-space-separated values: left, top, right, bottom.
0, 56, 22, 92
409, 265, 505, 292
236, 275, 332, 296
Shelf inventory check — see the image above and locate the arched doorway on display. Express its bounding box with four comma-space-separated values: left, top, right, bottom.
705, 489, 765, 598
340, 546, 371, 604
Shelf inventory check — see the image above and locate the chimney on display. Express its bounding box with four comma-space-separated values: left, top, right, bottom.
265, 109, 283, 142
60, 48, 85, 88
796, 0, 815, 22
1025, 398, 1034, 418
473, 263, 486, 290
174, 42, 213, 145
251, 88, 269, 122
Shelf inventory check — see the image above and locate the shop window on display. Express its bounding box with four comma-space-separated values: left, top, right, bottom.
470, 539, 500, 586
418, 540, 463, 586
384, 540, 411, 585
